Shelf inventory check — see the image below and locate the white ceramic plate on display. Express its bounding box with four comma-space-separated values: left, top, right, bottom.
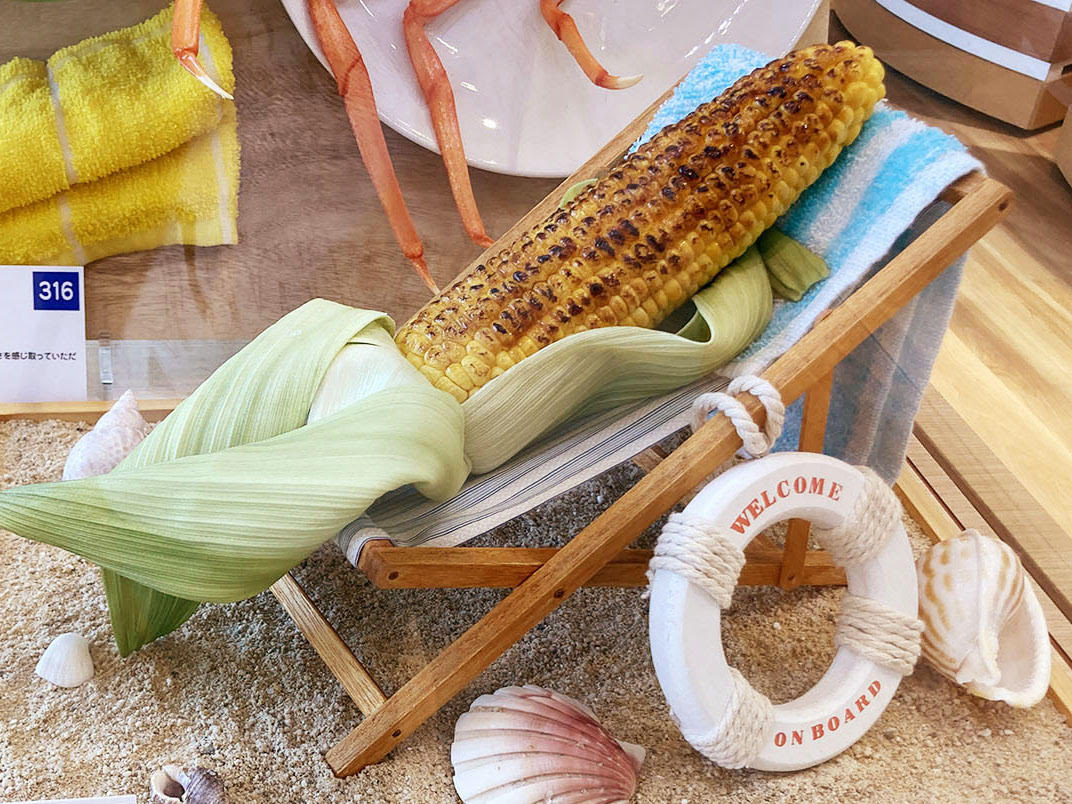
281, 0, 823, 178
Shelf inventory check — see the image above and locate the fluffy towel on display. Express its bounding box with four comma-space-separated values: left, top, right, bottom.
0, 5, 238, 264
641, 44, 981, 482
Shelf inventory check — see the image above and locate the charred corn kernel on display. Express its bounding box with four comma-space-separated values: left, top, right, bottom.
397, 42, 885, 402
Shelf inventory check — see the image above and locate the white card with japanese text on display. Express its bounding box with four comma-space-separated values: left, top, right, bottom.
0, 265, 87, 403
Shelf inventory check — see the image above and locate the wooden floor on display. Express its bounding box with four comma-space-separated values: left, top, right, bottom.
876, 52, 1072, 548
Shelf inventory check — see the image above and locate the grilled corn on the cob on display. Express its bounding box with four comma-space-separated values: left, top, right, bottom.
397, 42, 885, 402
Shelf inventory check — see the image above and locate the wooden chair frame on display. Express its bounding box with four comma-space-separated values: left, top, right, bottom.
266, 170, 1010, 776
0, 81, 1012, 775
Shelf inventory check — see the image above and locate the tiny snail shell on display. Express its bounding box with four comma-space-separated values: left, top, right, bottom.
150, 764, 228, 804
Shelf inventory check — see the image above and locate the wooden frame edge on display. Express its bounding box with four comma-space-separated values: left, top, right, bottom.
895, 442, 1072, 725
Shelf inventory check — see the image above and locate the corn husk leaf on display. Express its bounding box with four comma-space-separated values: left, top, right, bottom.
757, 227, 830, 301
0, 300, 468, 653
461, 246, 772, 473
0, 230, 827, 654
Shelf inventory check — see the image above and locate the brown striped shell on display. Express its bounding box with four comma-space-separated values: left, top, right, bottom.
916, 529, 1050, 707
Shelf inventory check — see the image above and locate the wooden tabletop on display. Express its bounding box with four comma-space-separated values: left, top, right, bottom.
3, 0, 560, 341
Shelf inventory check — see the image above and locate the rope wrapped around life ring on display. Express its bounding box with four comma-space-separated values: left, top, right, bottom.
648, 457, 923, 769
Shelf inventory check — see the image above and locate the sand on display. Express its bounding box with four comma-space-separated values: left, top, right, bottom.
1, 418, 1070, 803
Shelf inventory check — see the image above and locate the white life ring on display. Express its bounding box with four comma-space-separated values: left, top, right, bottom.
648, 452, 918, 772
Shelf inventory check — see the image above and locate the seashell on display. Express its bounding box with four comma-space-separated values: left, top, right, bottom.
63, 390, 150, 480
150, 765, 187, 804
35, 632, 94, 688
917, 529, 1050, 707
451, 685, 645, 804
150, 764, 228, 804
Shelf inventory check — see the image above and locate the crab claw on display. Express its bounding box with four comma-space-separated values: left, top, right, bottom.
540, 0, 642, 90
404, 0, 495, 249
308, 0, 440, 294
171, 0, 234, 99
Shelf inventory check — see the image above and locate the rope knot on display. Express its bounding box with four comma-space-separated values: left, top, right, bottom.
691, 376, 785, 460
836, 594, 923, 675
680, 667, 775, 769
648, 512, 745, 609
813, 466, 901, 566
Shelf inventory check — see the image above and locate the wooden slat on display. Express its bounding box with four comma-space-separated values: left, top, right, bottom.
269, 574, 386, 717
894, 455, 961, 544
358, 541, 845, 589
914, 386, 1072, 628
903, 437, 1072, 664
894, 448, 1072, 724
781, 368, 834, 589
630, 445, 669, 474
0, 398, 181, 423
325, 174, 1012, 775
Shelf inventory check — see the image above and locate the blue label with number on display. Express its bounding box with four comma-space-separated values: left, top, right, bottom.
32, 271, 80, 311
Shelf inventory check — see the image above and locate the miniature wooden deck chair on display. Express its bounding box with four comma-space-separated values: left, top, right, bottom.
265, 161, 1010, 775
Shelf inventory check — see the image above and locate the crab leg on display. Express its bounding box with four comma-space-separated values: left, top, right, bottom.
403, 0, 494, 249
540, 0, 641, 90
308, 0, 439, 293
170, 0, 234, 99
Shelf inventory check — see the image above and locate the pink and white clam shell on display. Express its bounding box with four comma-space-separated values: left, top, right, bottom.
451, 685, 645, 803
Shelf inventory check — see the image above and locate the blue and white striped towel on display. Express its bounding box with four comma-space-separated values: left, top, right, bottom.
337, 44, 981, 555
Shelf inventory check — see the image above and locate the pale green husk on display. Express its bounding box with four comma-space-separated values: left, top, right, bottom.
0, 239, 817, 654
461, 246, 772, 473
757, 227, 830, 301
0, 300, 468, 653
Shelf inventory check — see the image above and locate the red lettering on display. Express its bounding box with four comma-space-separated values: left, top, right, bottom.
746, 498, 763, 518
829, 481, 842, 501
791, 730, 804, 745
730, 511, 751, 535
793, 476, 807, 493
868, 679, 881, 697
827, 716, 840, 732
761, 490, 777, 507
777, 480, 790, 498
809, 476, 825, 496
774, 732, 786, 747
843, 707, 856, 722
855, 694, 869, 712
811, 723, 825, 741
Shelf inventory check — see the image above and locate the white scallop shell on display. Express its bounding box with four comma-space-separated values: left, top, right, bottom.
63, 390, 150, 480
452, 685, 645, 804
917, 529, 1050, 707
35, 632, 94, 688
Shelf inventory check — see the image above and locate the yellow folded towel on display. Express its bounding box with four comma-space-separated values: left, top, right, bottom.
0, 4, 239, 265
0, 104, 239, 265
0, 5, 233, 215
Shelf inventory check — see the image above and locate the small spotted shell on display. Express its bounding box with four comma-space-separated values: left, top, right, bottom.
917, 530, 1050, 707
451, 685, 645, 803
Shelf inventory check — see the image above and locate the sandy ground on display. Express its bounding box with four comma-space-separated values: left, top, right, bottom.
1, 418, 1070, 803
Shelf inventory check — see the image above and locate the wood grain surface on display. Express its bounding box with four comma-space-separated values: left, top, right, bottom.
834, 0, 1072, 129
899, 0, 1072, 63
894, 444, 1072, 725
357, 541, 846, 589
914, 388, 1072, 632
